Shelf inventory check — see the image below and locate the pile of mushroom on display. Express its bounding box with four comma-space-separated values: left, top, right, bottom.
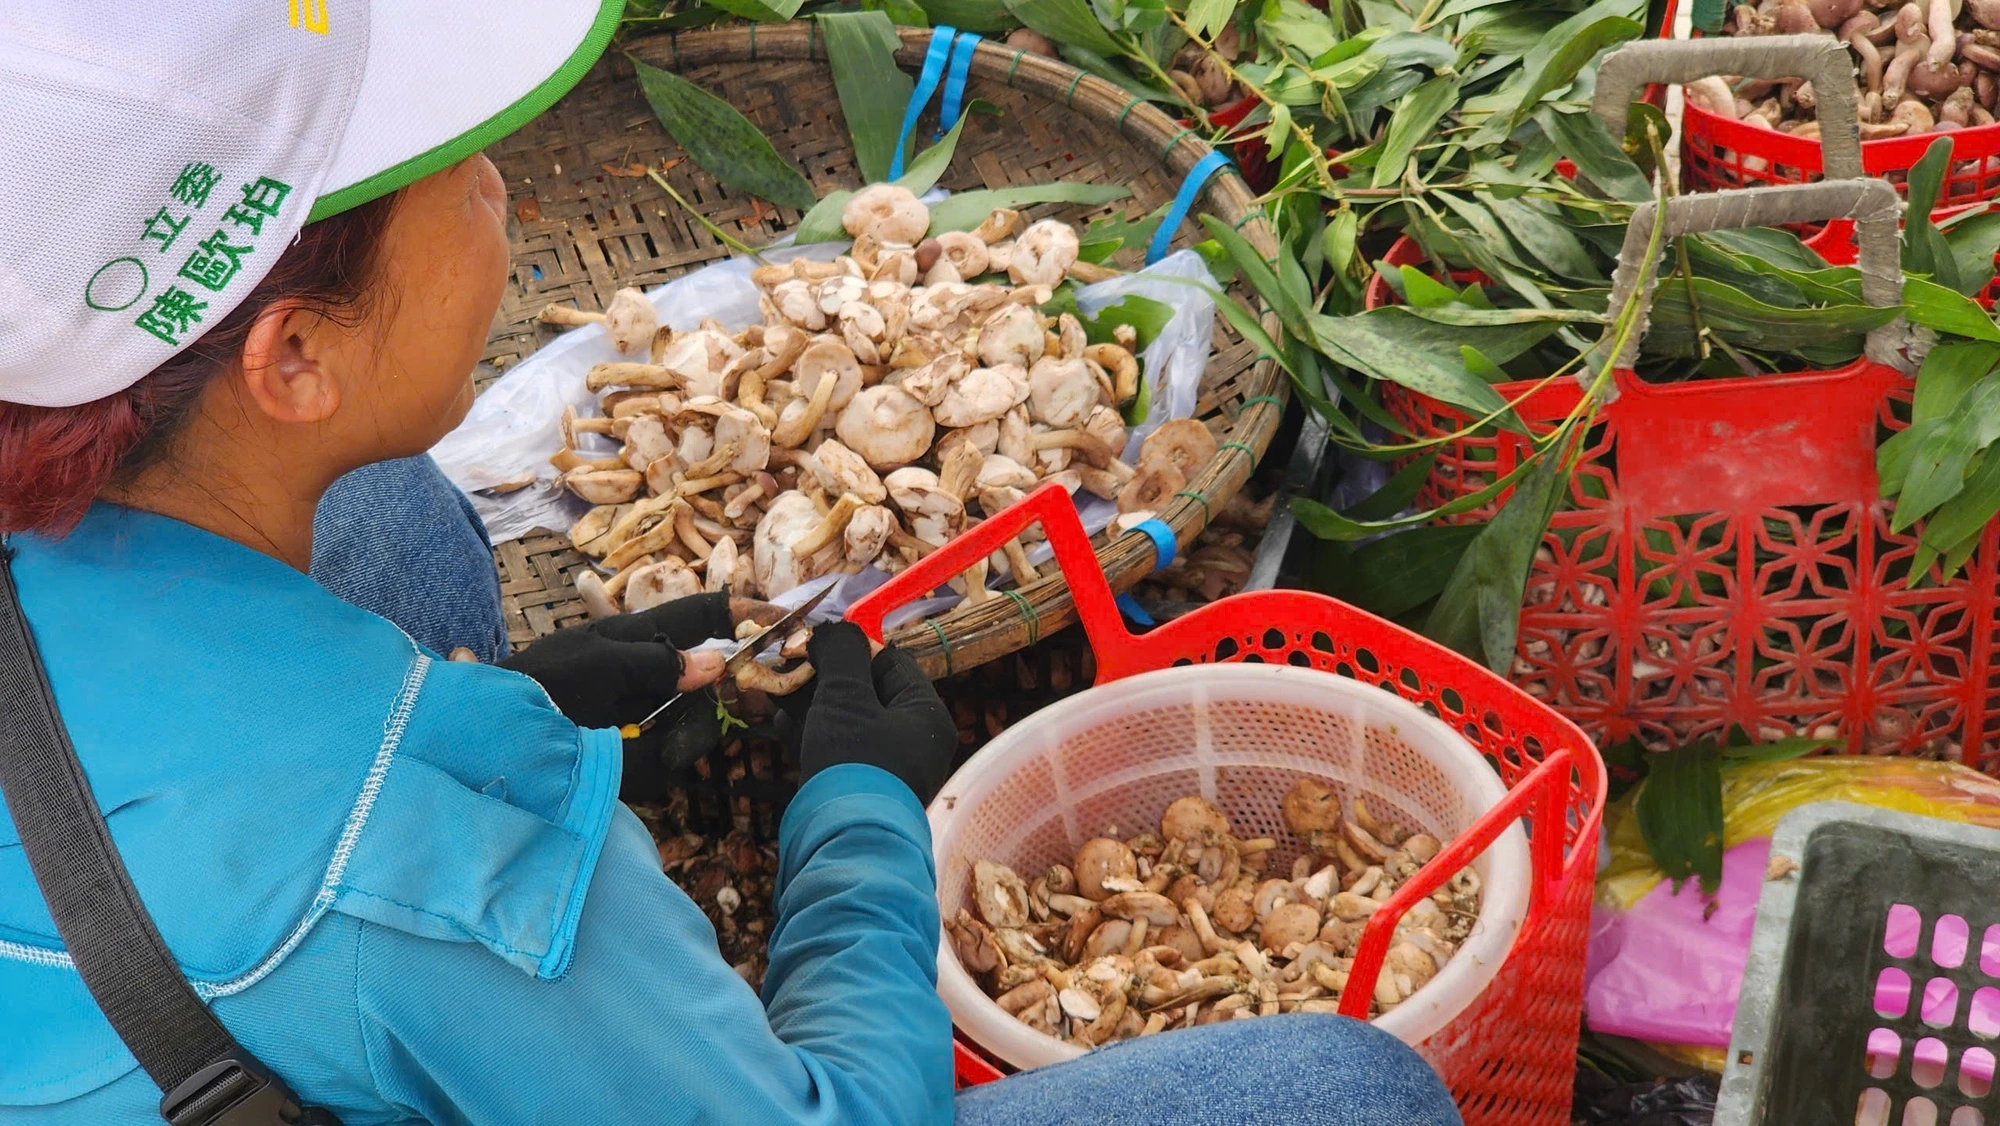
1707, 0, 2000, 141
949, 783, 1479, 1049
543, 188, 1220, 691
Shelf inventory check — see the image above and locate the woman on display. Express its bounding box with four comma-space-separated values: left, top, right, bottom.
0, 4, 1462, 1124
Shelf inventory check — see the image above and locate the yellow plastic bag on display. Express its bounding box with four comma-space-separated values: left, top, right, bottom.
1600, 756, 2000, 911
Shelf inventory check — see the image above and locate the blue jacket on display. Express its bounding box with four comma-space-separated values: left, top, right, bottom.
0, 506, 953, 1124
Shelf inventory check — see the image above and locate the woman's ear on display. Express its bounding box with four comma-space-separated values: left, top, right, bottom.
236, 301, 342, 425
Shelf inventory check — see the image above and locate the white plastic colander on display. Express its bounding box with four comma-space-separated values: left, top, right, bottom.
928, 663, 1530, 1071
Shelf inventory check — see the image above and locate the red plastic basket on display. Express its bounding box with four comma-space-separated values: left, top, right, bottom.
849, 483, 1606, 1124
1365, 180, 2000, 770
1652, 15, 2000, 291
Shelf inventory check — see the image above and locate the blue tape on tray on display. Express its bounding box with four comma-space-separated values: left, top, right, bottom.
1116, 593, 1157, 627
890, 28, 958, 181
1145, 150, 1232, 265
1114, 518, 1178, 628
937, 33, 980, 139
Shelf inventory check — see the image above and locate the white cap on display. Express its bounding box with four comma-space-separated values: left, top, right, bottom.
0, 1, 621, 408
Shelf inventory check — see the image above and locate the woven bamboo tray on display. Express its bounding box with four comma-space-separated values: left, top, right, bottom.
480, 24, 1286, 672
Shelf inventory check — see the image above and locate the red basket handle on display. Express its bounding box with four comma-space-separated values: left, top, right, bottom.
846, 482, 1141, 660
1339, 748, 1575, 1020
1592, 37, 1864, 182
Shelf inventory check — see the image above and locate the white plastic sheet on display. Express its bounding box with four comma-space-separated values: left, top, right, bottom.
432, 245, 1217, 625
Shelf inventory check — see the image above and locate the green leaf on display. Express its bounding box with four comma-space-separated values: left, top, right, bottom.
1186, 0, 1235, 39
1904, 276, 2000, 343
1342, 452, 1441, 521
1320, 523, 1487, 618
819, 11, 916, 185
1373, 74, 1461, 187
1399, 264, 1462, 308
1916, 446, 2000, 579
1913, 341, 2000, 425
1079, 205, 1167, 263
864, 0, 932, 27
1892, 373, 2000, 531
1006, 0, 1122, 55
628, 57, 817, 210
1322, 209, 1359, 279
1720, 734, 1835, 764
1309, 306, 1553, 422
1905, 137, 1962, 294
1292, 455, 1541, 541
925, 182, 1131, 234
701, 0, 805, 22
1942, 208, 2000, 296
1485, 194, 1604, 283
1634, 738, 1725, 895
915, 0, 1017, 32
1537, 106, 1648, 203
1506, 1, 1644, 127
1879, 418, 1944, 498
1462, 345, 1510, 381
1424, 445, 1568, 671
1200, 214, 1309, 340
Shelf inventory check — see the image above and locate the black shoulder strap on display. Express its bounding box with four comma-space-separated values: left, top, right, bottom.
0, 545, 338, 1126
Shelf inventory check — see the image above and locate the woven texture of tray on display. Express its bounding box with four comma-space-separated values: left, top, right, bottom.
481, 25, 1284, 670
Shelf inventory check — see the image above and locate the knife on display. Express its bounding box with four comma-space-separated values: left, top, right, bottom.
618, 584, 834, 739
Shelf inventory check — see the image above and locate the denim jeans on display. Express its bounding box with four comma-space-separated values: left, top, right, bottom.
310, 461, 1464, 1126
311, 455, 511, 663
954, 1015, 1462, 1125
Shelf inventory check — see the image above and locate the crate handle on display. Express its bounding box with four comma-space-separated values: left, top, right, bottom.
1587, 179, 1912, 377
1339, 748, 1576, 1020
846, 482, 1138, 660
1593, 37, 1865, 182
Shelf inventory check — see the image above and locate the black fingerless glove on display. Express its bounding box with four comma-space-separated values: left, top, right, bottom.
499, 593, 735, 802
796, 622, 958, 803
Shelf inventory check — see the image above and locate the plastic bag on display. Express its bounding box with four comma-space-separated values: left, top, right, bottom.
1584, 757, 2000, 1063
1572, 1070, 1718, 1126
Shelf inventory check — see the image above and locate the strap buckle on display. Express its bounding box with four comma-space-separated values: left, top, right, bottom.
161, 1058, 341, 1126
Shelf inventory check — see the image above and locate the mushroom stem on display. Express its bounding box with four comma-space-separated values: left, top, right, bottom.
736, 660, 816, 695
1930, 0, 1956, 64
792, 492, 865, 558
585, 362, 679, 391
724, 479, 769, 521
685, 441, 741, 480
1085, 343, 1142, 405
674, 503, 713, 560
1002, 538, 1041, 583
888, 527, 939, 558
539, 304, 603, 327
1029, 428, 1117, 468
551, 450, 628, 473
773, 365, 839, 447
575, 570, 620, 620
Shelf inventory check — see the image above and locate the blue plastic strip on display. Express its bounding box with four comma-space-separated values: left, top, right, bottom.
890, 28, 958, 180
1132, 518, 1178, 572
938, 33, 980, 138
1116, 593, 1157, 627
1146, 150, 1232, 265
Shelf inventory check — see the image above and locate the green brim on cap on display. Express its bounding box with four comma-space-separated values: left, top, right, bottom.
306, 0, 624, 222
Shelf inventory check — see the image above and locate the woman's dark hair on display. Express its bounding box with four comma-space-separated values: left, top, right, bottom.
0, 191, 400, 537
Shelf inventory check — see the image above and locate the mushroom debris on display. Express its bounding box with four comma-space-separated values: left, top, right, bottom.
1714, 0, 2000, 146
950, 784, 1480, 1049
547, 194, 1171, 694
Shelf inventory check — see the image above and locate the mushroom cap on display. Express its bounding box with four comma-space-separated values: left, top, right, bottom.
885, 466, 961, 516
770, 279, 828, 330
1083, 404, 1128, 455
753, 490, 851, 596
997, 407, 1034, 465
624, 557, 701, 611
714, 406, 772, 475
934, 419, 1000, 463
796, 336, 864, 411
835, 384, 937, 469
660, 329, 746, 400
842, 184, 931, 245
1118, 456, 1186, 514
602, 287, 658, 355
976, 453, 1040, 492
935, 364, 1030, 427
977, 304, 1047, 369
1027, 356, 1101, 428
1010, 219, 1081, 287
844, 504, 897, 565
891, 353, 963, 408
935, 230, 990, 278
1140, 418, 1219, 477
806, 438, 888, 504
704, 534, 741, 593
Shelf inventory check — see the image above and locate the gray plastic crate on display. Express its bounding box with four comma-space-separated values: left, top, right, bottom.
1718, 802, 2000, 1125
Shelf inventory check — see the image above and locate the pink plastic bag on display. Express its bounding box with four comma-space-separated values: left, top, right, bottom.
1584, 838, 1772, 1047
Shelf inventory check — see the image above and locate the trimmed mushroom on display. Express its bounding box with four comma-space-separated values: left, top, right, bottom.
753, 490, 865, 596
845, 504, 897, 567
1009, 220, 1081, 287
935, 364, 1031, 428
842, 185, 930, 245
1027, 356, 1103, 428
978, 304, 1048, 368
836, 385, 937, 469
704, 534, 743, 593
624, 557, 701, 610
806, 438, 888, 504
